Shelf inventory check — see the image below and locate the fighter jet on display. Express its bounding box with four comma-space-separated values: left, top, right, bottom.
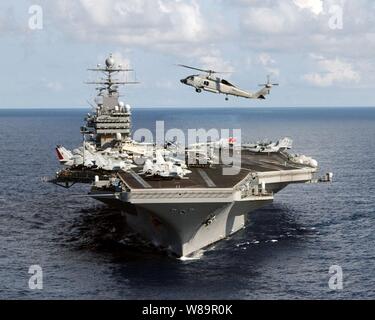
243, 137, 293, 153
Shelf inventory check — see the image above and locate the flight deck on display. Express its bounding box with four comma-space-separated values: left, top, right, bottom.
117, 150, 306, 190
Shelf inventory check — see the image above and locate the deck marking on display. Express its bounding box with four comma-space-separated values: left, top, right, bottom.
197, 169, 216, 188
242, 158, 284, 171
129, 170, 152, 189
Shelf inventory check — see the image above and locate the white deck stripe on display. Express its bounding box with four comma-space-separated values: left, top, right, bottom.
129, 170, 152, 189
197, 169, 217, 188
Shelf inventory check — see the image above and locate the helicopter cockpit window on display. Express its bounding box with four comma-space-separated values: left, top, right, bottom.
221, 79, 234, 87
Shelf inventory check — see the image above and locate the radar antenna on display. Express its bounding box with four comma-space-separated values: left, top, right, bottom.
86, 53, 139, 96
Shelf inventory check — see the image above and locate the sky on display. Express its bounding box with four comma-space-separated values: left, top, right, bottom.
0, 0, 375, 108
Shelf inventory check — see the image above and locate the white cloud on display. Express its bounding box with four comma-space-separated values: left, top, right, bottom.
50, 0, 216, 48
45, 1, 375, 63
303, 55, 360, 87
241, 2, 299, 35
293, 0, 323, 15
44, 0, 232, 71
198, 50, 234, 73
233, 0, 375, 58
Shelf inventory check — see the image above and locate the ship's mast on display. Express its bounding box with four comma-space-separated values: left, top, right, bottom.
86, 53, 138, 97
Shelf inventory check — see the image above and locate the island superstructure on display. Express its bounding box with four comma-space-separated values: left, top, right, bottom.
51, 54, 325, 258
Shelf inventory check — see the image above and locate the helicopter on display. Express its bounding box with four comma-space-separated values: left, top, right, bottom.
179, 65, 279, 101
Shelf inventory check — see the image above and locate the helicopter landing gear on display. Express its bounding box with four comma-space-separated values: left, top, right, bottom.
196, 88, 202, 93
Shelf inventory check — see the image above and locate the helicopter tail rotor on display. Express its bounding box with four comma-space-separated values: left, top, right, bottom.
254, 75, 279, 99
258, 75, 279, 88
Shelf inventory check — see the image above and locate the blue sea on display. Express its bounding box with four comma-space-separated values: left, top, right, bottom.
0, 107, 374, 299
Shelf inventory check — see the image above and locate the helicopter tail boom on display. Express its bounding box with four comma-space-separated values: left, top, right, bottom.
253, 87, 270, 99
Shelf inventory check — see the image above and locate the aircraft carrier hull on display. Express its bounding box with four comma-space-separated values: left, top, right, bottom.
126, 199, 272, 257
90, 167, 316, 257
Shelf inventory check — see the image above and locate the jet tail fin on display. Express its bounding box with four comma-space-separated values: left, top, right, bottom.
276, 137, 293, 150
56, 146, 73, 164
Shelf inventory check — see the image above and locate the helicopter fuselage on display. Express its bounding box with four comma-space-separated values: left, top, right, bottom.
181, 75, 260, 99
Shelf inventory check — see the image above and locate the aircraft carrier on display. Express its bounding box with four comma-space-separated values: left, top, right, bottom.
51, 55, 328, 258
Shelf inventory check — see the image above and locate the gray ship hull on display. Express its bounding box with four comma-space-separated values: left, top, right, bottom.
91, 168, 315, 257
125, 199, 272, 257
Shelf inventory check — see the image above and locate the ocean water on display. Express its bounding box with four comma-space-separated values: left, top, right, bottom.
0, 107, 374, 299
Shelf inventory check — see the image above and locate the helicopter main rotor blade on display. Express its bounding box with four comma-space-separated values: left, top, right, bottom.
177, 64, 231, 75
178, 64, 211, 73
